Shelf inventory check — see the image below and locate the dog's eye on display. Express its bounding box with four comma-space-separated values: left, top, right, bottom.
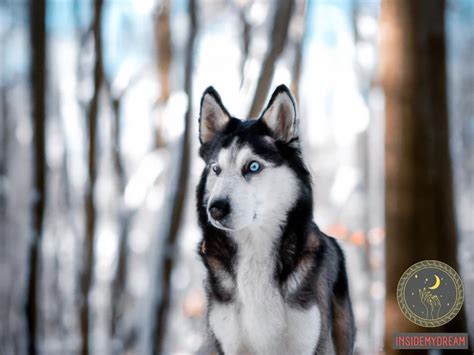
245, 161, 261, 175
212, 164, 221, 175
249, 161, 260, 172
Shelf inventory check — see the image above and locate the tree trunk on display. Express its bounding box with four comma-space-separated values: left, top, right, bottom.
25, 0, 47, 353
79, 1, 104, 354
154, 0, 172, 148
381, 1, 470, 353
109, 94, 133, 352
247, 0, 294, 118
152, 0, 197, 353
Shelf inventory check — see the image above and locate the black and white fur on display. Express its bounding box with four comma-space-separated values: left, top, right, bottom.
196, 85, 355, 355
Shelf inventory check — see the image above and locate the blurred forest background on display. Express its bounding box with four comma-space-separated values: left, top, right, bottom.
0, 0, 473, 354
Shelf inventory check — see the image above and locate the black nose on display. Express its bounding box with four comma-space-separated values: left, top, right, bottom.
209, 199, 230, 221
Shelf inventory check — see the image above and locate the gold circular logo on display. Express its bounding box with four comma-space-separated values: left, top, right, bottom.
397, 260, 464, 327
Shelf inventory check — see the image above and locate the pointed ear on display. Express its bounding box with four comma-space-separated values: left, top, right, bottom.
260, 85, 298, 142
199, 87, 231, 144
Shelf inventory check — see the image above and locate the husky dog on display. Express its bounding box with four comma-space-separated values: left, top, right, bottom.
196, 85, 355, 355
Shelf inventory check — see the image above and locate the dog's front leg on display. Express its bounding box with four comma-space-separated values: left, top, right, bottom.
330, 266, 356, 355
331, 294, 355, 355
286, 305, 322, 355
209, 302, 242, 355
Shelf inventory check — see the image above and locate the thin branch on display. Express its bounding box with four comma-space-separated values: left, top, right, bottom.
108, 92, 129, 351
0, 86, 9, 232
154, 0, 172, 148
152, 0, 198, 353
101, 67, 144, 350
79, 1, 104, 354
25, 0, 47, 354
238, 4, 251, 88
247, 0, 294, 118
290, 0, 308, 104
155, 0, 172, 104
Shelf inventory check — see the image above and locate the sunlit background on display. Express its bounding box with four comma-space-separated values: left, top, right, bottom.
1, 0, 473, 354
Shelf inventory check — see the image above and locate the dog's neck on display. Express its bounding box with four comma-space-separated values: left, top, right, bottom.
229, 196, 314, 271
231, 222, 280, 257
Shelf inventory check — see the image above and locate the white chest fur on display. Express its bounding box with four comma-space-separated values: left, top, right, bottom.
209, 230, 321, 355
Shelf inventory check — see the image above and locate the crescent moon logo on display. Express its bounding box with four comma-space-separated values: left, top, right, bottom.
428, 274, 441, 290
397, 260, 464, 327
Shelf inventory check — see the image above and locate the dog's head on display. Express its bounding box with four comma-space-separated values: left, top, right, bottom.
196, 85, 312, 233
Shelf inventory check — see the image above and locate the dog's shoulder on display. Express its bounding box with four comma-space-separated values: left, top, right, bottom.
281, 224, 346, 306
198, 230, 237, 302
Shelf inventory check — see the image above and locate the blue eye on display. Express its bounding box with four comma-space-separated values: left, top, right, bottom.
248, 161, 261, 173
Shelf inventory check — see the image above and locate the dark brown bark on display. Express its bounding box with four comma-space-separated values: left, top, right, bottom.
381, 1, 470, 353
155, 0, 172, 104
25, 0, 47, 354
79, 1, 104, 354
248, 0, 294, 118
152, 0, 197, 353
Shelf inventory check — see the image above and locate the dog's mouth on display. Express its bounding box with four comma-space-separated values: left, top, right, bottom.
208, 216, 236, 232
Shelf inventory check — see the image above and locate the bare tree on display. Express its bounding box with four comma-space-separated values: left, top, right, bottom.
107, 81, 136, 350
109, 92, 128, 346
25, 0, 47, 354
152, 0, 198, 353
247, 0, 294, 117
290, 0, 308, 103
79, 1, 104, 354
381, 1, 470, 353
154, 0, 172, 148
238, 2, 251, 88
0, 87, 10, 259
351, 1, 383, 352
155, 0, 172, 104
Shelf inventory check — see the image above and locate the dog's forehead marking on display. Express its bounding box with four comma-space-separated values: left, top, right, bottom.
217, 140, 253, 168
218, 138, 238, 166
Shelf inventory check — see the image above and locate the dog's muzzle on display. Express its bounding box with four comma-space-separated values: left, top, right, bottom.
208, 199, 230, 222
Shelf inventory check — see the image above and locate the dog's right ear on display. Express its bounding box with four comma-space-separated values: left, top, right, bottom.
260, 85, 298, 143
199, 87, 230, 144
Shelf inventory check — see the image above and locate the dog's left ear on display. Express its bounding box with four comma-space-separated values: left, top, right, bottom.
199, 86, 231, 144
260, 85, 298, 142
